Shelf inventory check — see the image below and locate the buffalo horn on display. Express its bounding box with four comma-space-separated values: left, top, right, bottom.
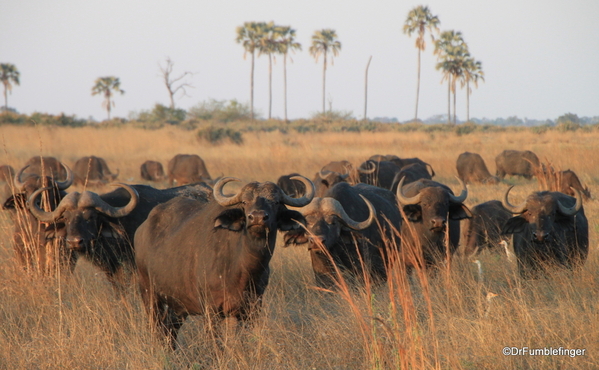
281, 175, 315, 207
395, 176, 422, 205
318, 169, 331, 179
557, 187, 583, 216
55, 163, 74, 190
357, 160, 376, 174
90, 183, 139, 218
13, 165, 29, 190
327, 195, 375, 230
448, 176, 468, 203
213, 177, 243, 206
27, 187, 70, 222
502, 186, 527, 214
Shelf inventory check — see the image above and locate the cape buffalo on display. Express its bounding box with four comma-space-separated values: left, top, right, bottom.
358, 160, 401, 190
396, 177, 472, 270
3, 163, 75, 274
277, 173, 308, 198
370, 154, 435, 177
134, 176, 314, 346
501, 186, 588, 278
140, 160, 165, 182
168, 154, 212, 186
73, 156, 119, 186
311, 168, 352, 197
28, 182, 212, 282
23, 156, 68, 180
390, 163, 434, 193
461, 200, 512, 257
495, 150, 540, 180
285, 182, 401, 288
456, 152, 500, 184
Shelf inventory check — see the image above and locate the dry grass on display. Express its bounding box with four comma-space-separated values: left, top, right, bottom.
1, 125, 599, 369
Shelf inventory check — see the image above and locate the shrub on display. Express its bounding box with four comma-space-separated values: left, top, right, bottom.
197, 126, 243, 145
188, 99, 253, 122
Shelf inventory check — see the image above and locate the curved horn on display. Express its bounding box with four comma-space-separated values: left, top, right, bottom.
449, 176, 468, 203
557, 187, 583, 216
318, 169, 331, 179
27, 186, 69, 222
88, 183, 139, 218
357, 160, 376, 174
327, 195, 375, 231
55, 163, 74, 190
427, 163, 436, 177
13, 165, 29, 190
502, 185, 527, 214
281, 175, 315, 207
213, 177, 243, 206
395, 176, 422, 205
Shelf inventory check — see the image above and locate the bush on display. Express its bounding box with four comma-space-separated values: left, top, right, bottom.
188, 99, 253, 122
130, 104, 186, 125
197, 126, 244, 145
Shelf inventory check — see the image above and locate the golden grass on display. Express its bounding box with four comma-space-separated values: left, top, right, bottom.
1, 125, 599, 369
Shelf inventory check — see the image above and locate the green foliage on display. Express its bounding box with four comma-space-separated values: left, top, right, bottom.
130, 104, 186, 125
556, 112, 582, 131
0, 111, 86, 127
187, 99, 253, 122
197, 126, 244, 145
310, 109, 354, 122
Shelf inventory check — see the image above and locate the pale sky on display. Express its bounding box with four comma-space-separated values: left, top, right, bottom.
2, 0, 598, 122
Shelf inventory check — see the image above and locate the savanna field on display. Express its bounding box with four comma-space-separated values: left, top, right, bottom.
1, 124, 599, 369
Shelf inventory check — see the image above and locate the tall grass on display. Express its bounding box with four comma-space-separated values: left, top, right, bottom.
0, 125, 598, 368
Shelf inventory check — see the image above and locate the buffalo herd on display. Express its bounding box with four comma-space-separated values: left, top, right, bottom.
0, 149, 593, 347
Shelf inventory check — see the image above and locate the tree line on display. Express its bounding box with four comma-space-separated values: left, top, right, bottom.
0, 6, 509, 125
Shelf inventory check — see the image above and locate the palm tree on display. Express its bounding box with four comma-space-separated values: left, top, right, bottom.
257, 22, 277, 120
435, 30, 468, 124
403, 6, 440, 122
276, 25, 302, 122
309, 29, 341, 114
91, 76, 125, 120
0, 63, 20, 113
236, 22, 268, 120
461, 57, 484, 122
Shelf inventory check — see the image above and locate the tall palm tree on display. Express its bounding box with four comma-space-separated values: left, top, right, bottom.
236, 22, 268, 121
461, 57, 484, 122
276, 25, 302, 122
0, 63, 20, 113
403, 6, 440, 122
257, 22, 277, 120
309, 29, 341, 114
91, 76, 124, 120
435, 30, 468, 124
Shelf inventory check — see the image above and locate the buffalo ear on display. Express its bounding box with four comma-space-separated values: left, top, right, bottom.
402, 204, 422, 222
501, 216, 527, 234
3, 194, 26, 210
320, 180, 329, 187
449, 204, 473, 220
214, 209, 245, 231
277, 210, 306, 231
283, 229, 309, 246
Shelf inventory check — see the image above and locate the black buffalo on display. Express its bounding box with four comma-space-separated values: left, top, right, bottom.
396, 177, 471, 270
390, 163, 434, 193
73, 156, 119, 186
140, 160, 165, 182
311, 168, 352, 197
285, 182, 401, 288
461, 200, 512, 257
168, 154, 212, 186
28, 182, 212, 282
495, 150, 540, 180
134, 176, 314, 346
23, 156, 69, 180
369, 155, 435, 177
456, 152, 500, 184
501, 186, 588, 278
358, 160, 401, 190
277, 173, 308, 198
3, 163, 74, 274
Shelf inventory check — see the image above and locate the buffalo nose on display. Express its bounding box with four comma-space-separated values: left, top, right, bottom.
431, 217, 446, 230
532, 231, 550, 243
247, 211, 269, 224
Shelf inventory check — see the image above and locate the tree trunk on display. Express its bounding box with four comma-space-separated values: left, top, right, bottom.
268, 54, 273, 120
466, 79, 470, 122
453, 83, 457, 124
169, 89, 175, 110
283, 54, 288, 122
364, 56, 372, 121
322, 53, 327, 114
415, 48, 421, 122
250, 50, 255, 121
447, 77, 451, 124
3, 84, 7, 112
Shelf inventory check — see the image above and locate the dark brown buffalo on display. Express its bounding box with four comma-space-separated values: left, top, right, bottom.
369, 155, 435, 177
0, 165, 15, 182
73, 156, 119, 186
134, 176, 314, 346
495, 150, 540, 180
277, 173, 307, 198
396, 177, 471, 270
168, 154, 212, 186
3, 163, 74, 274
140, 160, 165, 181
390, 163, 433, 193
557, 170, 591, 200
456, 152, 500, 184
461, 200, 512, 257
311, 168, 351, 197
23, 156, 68, 180
501, 186, 588, 278
28, 182, 212, 282
285, 182, 401, 288
358, 160, 402, 190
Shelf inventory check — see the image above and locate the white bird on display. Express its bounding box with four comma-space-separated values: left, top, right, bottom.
500, 240, 516, 263
472, 259, 483, 283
